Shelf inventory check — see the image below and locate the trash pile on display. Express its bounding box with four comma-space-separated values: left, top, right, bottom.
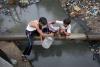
0, 0, 11, 16
0, 0, 40, 8
18, 0, 40, 8
60, 0, 100, 33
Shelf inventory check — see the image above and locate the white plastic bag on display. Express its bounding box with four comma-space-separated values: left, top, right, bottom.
73, 5, 81, 11
42, 37, 54, 49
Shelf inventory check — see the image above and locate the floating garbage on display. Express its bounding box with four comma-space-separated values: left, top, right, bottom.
1, 8, 10, 15
18, 0, 40, 8
28, 0, 40, 5
89, 6, 99, 16
73, 5, 81, 12
19, 0, 29, 8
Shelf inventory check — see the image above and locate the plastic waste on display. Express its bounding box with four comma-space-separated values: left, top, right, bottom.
42, 37, 54, 49
19, 0, 29, 8
73, 5, 81, 12
90, 6, 99, 16
29, 0, 40, 4
2, 8, 10, 15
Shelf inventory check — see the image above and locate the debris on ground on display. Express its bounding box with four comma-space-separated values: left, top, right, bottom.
59, 0, 100, 33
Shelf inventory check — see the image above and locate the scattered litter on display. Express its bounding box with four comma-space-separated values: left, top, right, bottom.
73, 5, 81, 12
61, 0, 100, 33
90, 6, 99, 16
19, 0, 29, 8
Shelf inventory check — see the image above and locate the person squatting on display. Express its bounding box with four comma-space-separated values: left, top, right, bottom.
22, 17, 71, 61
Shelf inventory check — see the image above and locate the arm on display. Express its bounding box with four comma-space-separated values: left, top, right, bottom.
40, 35, 43, 43
64, 25, 71, 36
34, 24, 53, 37
59, 25, 71, 36
30, 21, 45, 37
63, 31, 71, 36
35, 24, 45, 37
48, 21, 56, 25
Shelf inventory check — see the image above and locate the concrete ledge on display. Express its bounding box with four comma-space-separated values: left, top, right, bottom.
0, 33, 100, 41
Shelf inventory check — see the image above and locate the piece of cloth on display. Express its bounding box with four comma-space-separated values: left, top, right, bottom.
49, 20, 63, 32
65, 24, 71, 33
26, 21, 39, 31
49, 20, 71, 33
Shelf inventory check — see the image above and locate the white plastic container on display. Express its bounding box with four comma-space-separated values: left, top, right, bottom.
42, 37, 54, 49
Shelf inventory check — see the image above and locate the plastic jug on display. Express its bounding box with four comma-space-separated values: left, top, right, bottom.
42, 37, 54, 49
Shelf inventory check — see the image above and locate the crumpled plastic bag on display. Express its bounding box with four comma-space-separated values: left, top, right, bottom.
73, 5, 81, 12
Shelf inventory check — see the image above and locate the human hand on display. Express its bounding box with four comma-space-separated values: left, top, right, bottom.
48, 33, 54, 37
44, 33, 54, 37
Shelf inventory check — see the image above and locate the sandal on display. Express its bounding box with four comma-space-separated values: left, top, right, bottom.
21, 55, 28, 62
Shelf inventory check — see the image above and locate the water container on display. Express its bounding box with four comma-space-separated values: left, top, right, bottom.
42, 37, 54, 49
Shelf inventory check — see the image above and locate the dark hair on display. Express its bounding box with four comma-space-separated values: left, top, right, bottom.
63, 18, 71, 25
39, 17, 47, 25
